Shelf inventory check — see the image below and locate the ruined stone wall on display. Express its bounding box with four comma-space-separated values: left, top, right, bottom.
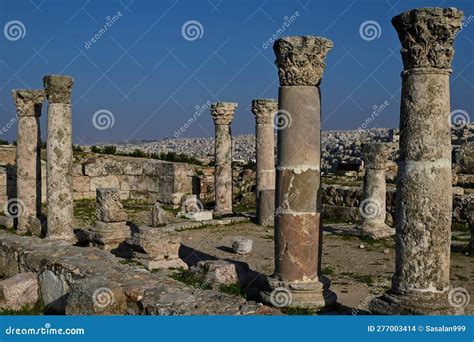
0, 147, 194, 206
321, 184, 472, 226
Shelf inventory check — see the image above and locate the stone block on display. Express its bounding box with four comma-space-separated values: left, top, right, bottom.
73, 175, 90, 193
38, 269, 69, 313
0, 273, 38, 311
193, 260, 238, 287
84, 161, 107, 177
150, 202, 167, 227
127, 226, 181, 261
65, 277, 127, 315
96, 188, 127, 222
89, 175, 120, 192
232, 237, 253, 255
178, 210, 213, 222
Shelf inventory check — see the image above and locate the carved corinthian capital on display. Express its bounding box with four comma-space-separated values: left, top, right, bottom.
12, 90, 45, 117
251, 99, 277, 125
273, 35, 333, 86
43, 75, 74, 104
210, 102, 237, 125
392, 7, 463, 70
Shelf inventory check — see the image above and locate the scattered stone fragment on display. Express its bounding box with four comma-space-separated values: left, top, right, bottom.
150, 201, 167, 227
193, 260, 239, 287
0, 272, 38, 311
232, 237, 253, 255
0, 216, 14, 229
178, 210, 213, 222
96, 188, 128, 222
127, 226, 187, 270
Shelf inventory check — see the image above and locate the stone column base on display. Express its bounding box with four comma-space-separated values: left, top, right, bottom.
89, 221, 130, 251
260, 276, 337, 309
369, 289, 463, 315
356, 223, 395, 239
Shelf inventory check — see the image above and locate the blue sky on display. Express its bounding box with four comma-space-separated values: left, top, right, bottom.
0, 0, 472, 144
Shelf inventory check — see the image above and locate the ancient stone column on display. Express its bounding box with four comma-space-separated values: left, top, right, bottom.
357, 142, 394, 239
370, 7, 463, 315
210, 102, 237, 216
260, 36, 336, 309
44, 75, 76, 243
251, 99, 277, 226
12, 90, 45, 234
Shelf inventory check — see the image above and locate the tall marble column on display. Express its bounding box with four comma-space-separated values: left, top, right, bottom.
44, 75, 76, 243
260, 36, 336, 308
370, 7, 463, 315
210, 102, 237, 216
251, 99, 277, 226
357, 142, 394, 239
12, 90, 45, 234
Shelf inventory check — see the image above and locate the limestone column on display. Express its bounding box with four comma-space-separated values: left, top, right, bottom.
260, 36, 336, 309
357, 142, 394, 239
210, 102, 237, 216
251, 99, 277, 226
370, 7, 463, 315
12, 90, 45, 234
44, 75, 76, 243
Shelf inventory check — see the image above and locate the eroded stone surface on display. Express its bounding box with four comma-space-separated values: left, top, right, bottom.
211, 102, 237, 215
232, 237, 253, 255
12, 90, 44, 234
44, 74, 75, 243
252, 99, 277, 225
357, 143, 394, 239
0, 230, 277, 315
96, 188, 128, 222
273, 36, 333, 86
392, 7, 463, 70
150, 201, 167, 227
371, 7, 462, 315
0, 272, 38, 310
261, 38, 336, 308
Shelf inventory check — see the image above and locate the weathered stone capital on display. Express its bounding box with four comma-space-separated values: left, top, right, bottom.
210, 102, 237, 125
251, 99, 277, 124
43, 75, 74, 104
392, 7, 463, 70
362, 142, 390, 169
11, 90, 45, 117
273, 35, 333, 86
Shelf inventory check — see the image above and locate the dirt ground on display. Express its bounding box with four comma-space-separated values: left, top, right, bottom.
74, 199, 473, 315
178, 221, 474, 314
